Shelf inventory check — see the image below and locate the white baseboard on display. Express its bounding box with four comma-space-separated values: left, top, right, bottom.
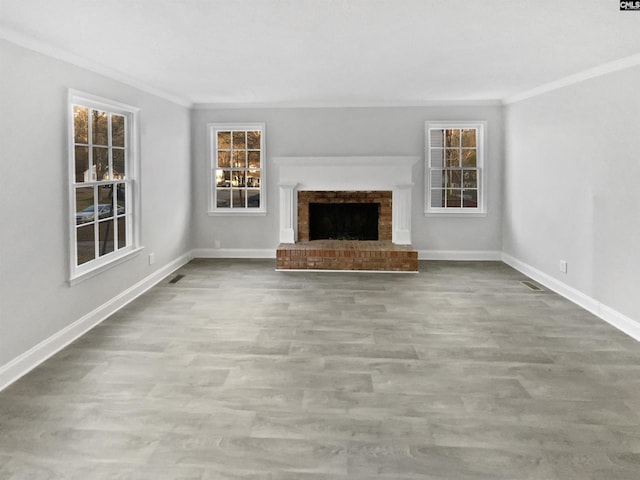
502, 253, 640, 342
418, 250, 502, 261
0, 252, 192, 392
192, 248, 276, 259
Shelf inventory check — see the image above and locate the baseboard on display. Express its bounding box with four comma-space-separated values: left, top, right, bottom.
418, 250, 502, 261
501, 253, 640, 342
192, 248, 276, 259
0, 252, 192, 392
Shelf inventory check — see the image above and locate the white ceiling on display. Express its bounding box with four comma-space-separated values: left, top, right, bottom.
2, 0, 639, 107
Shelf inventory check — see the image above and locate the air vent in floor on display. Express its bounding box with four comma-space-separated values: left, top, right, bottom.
169, 274, 185, 284
520, 280, 543, 292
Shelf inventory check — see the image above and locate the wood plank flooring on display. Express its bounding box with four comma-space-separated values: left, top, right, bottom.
1, 259, 640, 479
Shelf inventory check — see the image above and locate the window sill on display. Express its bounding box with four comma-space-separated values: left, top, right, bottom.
68, 247, 144, 286
208, 210, 267, 217
424, 210, 487, 218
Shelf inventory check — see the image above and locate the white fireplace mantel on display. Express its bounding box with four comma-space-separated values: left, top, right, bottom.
274, 155, 419, 245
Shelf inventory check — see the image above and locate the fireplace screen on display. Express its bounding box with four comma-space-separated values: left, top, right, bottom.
309, 203, 379, 241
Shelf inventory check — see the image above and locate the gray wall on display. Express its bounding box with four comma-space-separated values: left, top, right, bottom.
191, 105, 504, 253
0, 40, 192, 366
503, 66, 640, 322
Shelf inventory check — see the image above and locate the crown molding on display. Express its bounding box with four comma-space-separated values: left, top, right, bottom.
191, 99, 503, 110
504, 53, 640, 105
0, 26, 193, 108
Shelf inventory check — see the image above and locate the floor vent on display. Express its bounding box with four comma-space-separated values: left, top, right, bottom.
521, 280, 543, 292
169, 274, 185, 284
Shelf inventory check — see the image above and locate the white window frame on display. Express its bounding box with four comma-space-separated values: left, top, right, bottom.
68, 90, 142, 285
425, 121, 487, 216
208, 123, 266, 216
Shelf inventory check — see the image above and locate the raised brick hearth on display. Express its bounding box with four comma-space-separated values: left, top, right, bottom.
276, 240, 418, 272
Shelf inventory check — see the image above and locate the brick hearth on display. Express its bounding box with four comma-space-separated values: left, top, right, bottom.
276, 240, 418, 272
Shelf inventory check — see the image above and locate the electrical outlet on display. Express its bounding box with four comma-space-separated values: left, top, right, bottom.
149, 253, 155, 265
214, 240, 221, 249
559, 260, 567, 274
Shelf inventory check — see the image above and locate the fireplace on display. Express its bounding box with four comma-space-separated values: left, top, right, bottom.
297, 190, 392, 243
309, 203, 379, 240
274, 156, 418, 271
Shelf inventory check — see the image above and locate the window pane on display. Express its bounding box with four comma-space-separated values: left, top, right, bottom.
97, 185, 114, 219
430, 149, 443, 168
112, 114, 125, 147
431, 189, 445, 208
76, 224, 95, 265
461, 129, 476, 148
117, 216, 127, 249
247, 189, 260, 208
98, 219, 115, 256
217, 131, 231, 149
463, 190, 478, 207
247, 170, 260, 188
430, 129, 444, 148
248, 151, 261, 168
446, 189, 462, 207
218, 151, 231, 168
73, 106, 88, 144
247, 131, 261, 149
463, 170, 477, 188
75, 186, 95, 225
232, 131, 246, 149
462, 149, 476, 167
445, 129, 460, 147
113, 149, 125, 179
431, 169, 445, 188
216, 170, 231, 187
115, 183, 126, 215
74, 146, 89, 183
447, 170, 462, 188
234, 171, 246, 187
446, 149, 460, 167
231, 189, 246, 208
216, 189, 230, 208
92, 110, 108, 145
93, 147, 109, 181
233, 150, 246, 168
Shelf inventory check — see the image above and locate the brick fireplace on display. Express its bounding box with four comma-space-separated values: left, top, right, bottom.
297, 190, 392, 242
274, 156, 419, 271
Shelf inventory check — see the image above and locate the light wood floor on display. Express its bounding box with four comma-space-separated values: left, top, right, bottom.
1, 259, 640, 479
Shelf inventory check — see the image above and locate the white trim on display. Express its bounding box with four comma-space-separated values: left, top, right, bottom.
418, 250, 502, 261
273, 156, 420, 168
0, 27, 192, 108
192, 248, 276, 259
208, 123, 266, 215
504, 53, 640, 105
424, 121, 487, 215
0, 252, 192, 392
69, 247, 144, 286
68, 90, 142, 282
501, 253, 640, 342
191, 99, 504, 109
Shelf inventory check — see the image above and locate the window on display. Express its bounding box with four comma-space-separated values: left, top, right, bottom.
68, 91, 140, 283
209, 123, 266, 215
425, 122, 486, 215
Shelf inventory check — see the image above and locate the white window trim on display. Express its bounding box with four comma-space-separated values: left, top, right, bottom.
68, 89, 142, 285
424, 121, 487, 217
208, 123, 267, 216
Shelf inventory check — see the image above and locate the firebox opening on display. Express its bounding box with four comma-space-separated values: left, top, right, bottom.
309, 203, 379, 241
